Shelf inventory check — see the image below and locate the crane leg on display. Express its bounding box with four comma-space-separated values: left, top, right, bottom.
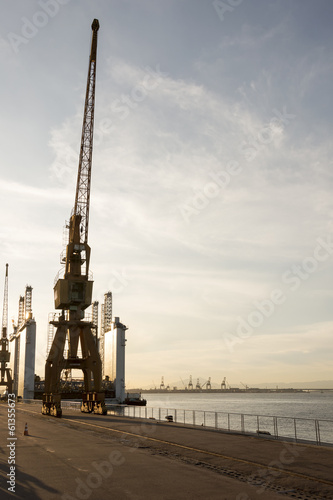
42, 325, 67, 417
80, 325, 106, 415
42, 323, 106, 416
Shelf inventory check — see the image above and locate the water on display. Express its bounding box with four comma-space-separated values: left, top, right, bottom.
139, 391, 333, 444
143, 391, 333, 421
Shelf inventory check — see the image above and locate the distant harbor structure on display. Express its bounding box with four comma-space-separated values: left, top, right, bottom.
140, 376, 308, 394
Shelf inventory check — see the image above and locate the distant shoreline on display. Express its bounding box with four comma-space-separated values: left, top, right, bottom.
138, 388, 333, 394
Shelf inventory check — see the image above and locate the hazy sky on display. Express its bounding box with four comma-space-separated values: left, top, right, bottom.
1, 0, 333, 388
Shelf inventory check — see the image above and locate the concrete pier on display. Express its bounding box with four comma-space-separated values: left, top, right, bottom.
0, 402, 332, 499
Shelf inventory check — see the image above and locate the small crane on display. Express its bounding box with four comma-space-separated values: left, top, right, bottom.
42, 19, 106, 417
0, 264, 12, 396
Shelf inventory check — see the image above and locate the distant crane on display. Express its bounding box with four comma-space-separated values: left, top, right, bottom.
0, 264, 12, 395
195, 378, 201, 390
42, 19, 105, 418
188, 375, 193, 390
201, 377, 212, 390
221, 377, 228, 390
240, 381, 249, 390
160, 376, 165, 390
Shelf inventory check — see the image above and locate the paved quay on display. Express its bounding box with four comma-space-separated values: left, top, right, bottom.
0, 403, 333, 500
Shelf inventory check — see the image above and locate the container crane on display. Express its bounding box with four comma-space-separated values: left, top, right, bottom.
0, 264, 12, 395
42, 19, 106, 417
201, 377, 212, 390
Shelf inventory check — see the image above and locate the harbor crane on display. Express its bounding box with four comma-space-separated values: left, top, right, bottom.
221, 377, 228, 390
42, 19, 106, 417
201, 377, 212, 390
0, 264, 12, 395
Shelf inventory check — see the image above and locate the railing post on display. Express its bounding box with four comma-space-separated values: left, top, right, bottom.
215, 412, 218, 429
274, 416, 278, 439
193, 410, 195, 426
294, 418, 297, 442
317, 420, 321, 446
159, 408, 161, 421
175, 409, 177, 423
241, 414, 244, 433
228, 413, 230, 432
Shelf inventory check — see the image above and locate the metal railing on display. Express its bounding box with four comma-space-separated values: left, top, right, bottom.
20, 400, 333, 446
111, 405, 333, 447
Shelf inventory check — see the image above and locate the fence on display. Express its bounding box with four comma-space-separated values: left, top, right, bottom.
110, 405, 333, 447
21, 400, 332, 446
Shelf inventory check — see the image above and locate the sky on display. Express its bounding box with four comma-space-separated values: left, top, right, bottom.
0, 0, 333, 389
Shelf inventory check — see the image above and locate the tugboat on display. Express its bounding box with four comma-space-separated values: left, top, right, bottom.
124, 392, 147, 406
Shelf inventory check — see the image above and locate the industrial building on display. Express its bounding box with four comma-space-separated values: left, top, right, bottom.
103, 316, 127, 403
9, 285, 36, 400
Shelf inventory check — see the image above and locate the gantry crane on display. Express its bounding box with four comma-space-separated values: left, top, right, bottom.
42, 19, 106, 417
0, 264, 13, 395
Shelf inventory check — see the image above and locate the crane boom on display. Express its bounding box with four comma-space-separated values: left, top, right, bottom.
1, 264, 8, 338
73, 18, 99, 248
55, 19, 100, 312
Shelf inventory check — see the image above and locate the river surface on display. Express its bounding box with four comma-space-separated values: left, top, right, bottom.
143, 391, 333, 421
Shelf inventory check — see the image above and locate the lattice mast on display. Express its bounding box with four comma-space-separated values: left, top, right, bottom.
1, 264, 8, 338
54, 19, 100, 318
92, 300, 99, 342
73, 18, 99, 250
0, 263, 12, 393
